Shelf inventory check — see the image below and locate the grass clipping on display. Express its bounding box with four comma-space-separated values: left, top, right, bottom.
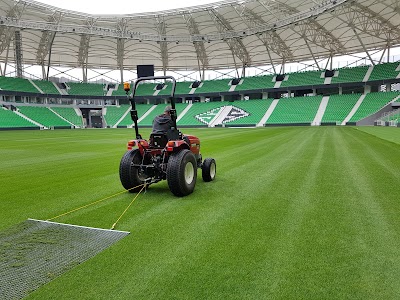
0, 219, 128, 300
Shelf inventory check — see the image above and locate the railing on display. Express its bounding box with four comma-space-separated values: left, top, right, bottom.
375, 108, 400, 126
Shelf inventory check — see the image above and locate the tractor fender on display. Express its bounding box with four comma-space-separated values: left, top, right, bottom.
184, 135, 201, 155
127, 139, 149, 155
167, 140, 190, 153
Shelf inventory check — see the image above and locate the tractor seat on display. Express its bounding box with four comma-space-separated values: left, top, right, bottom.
150, 128, 182, 148
149, 133, 168, 148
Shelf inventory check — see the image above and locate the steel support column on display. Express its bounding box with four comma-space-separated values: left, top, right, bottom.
183, 13, 209, 80
14, 30, 23, 78
352, 28, 375, 65
208, 9, 251, 73
155, 15, 169, 77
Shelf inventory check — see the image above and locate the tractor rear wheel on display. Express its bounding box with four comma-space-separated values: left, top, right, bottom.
119, 149, 147, 193
202, 158, 216, 182
167, 149, 197, 197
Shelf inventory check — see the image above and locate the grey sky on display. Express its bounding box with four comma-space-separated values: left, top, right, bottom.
35, 0, 220, 14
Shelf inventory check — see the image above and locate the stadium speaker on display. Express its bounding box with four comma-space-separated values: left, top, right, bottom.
192, 80, 201, 88
156, 83, 165, 90
137, 65, 154, 78
231, 78, 241, 85
324, 70, 335, 78
276, 74, 285, 81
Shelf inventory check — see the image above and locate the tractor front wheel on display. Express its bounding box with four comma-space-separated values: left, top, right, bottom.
167, 149, 197, 197
202, 158, 216, 182
119, 149, 148, 193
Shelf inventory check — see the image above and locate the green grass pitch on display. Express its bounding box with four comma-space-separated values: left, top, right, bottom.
1, 126, 400, 299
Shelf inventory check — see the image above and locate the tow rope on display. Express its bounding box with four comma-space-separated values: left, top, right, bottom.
46, 183, 147, 230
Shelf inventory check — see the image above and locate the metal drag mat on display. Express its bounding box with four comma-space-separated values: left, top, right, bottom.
0, 219, 129, 300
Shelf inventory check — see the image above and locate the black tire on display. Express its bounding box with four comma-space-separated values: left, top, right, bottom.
119, 149, 147, 193
202, 158, 216, 182
167, 149, 197, 197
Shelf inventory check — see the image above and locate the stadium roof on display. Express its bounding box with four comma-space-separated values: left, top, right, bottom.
0, 0, 399, 75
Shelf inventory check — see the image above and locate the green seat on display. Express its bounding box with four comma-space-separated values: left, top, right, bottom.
266, 96, 323, 124
321, 94, 361, 123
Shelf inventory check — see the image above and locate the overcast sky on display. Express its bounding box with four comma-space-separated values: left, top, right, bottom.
35, 0, 219, 14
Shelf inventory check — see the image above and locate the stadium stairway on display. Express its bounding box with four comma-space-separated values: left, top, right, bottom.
55, 107, 83, 127
113, 106, 132, 128
0, 107, 38, 128
28, 79, 44, 93
176, 103, 193, 122
116, 104, 154, 128
257, 99, 279, 126
106, 87, 114, 96
17, 106, 72, 128
13, 110, 45, 128
312, 96, 330, 126
363, 66, 374, 82
330, 66, 368, 84
48, 107, 81, 128
273, 76, 288, 89
320, 94, 361, 124
136, 105, 158, 125
228, 79, 244, 92
103, 105, 130, 127
52, 82, 68, 95
341, 94, 366, 125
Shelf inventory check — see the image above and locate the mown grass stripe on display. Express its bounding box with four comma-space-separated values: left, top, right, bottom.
1, 127, 400, 299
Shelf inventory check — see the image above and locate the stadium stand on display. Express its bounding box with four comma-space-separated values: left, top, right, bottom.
234, 75, 275, 91
321, 94, 361, 124
177, 102, 226, 126
368, 62, 400, 81
110, 84, 129, 96
0, 76, 38, 93
378, 109, 400, 123
0, 62, 399, 97
67, 82, 105, 96
32, 80, 60, 94
0, 107, 37, 128
110, 85, 123, 96
224, 99, 274, 126
104, 105, 130, 127
135, 83, 157, 96
280, 70, 325, 87
119, 104, 154, 127
51, 107, 83, 127
193, 79, 232, 94
331, 66, 369, 84
157, 81, 193, 96
266, 96, 323, 124
349, 91, 400, 122
17, 106, 71, 127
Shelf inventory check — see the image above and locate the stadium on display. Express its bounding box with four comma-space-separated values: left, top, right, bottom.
1, 0, 400, 299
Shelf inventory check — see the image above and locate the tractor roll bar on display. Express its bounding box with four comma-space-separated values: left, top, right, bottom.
131, 76, 176, 103
129, 76, 177, 139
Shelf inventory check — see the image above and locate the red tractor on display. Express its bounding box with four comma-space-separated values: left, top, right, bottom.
119, 76, 216, 197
